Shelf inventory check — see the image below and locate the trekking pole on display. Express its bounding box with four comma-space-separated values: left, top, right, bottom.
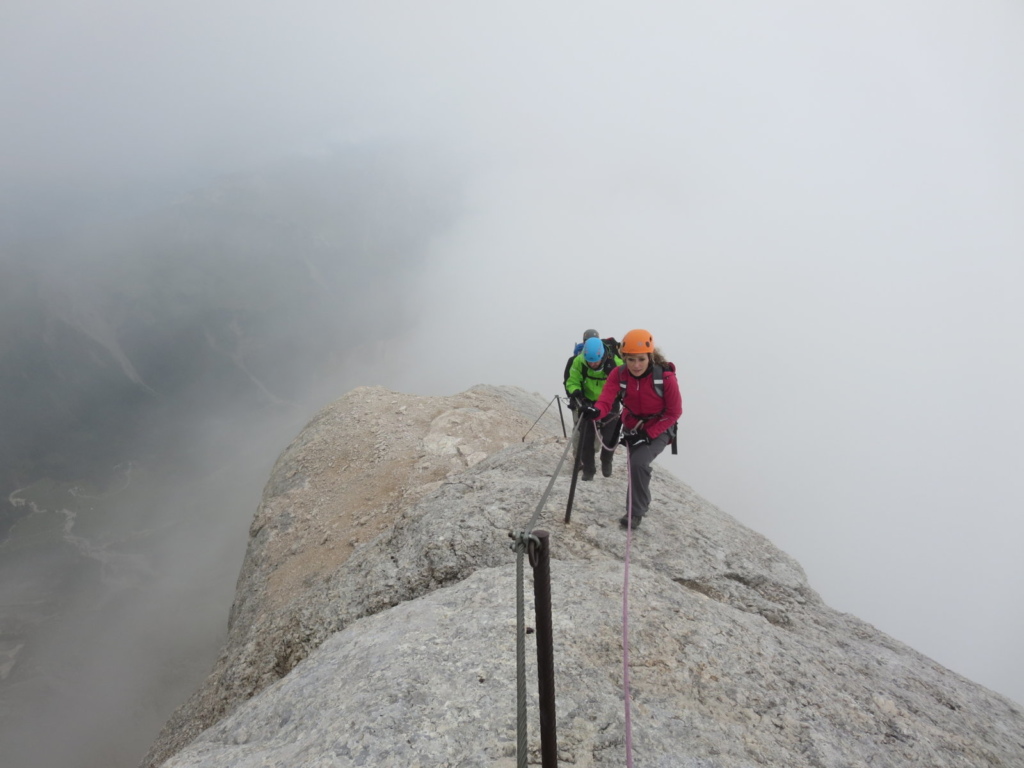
563, 423, 586, 524
522, 395, 559, 442
529, 530, 558, 768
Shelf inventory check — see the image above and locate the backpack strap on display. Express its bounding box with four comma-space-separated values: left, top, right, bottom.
579, 344, 617, 383
651, 363, 664, 398
618, 363, 664, 399
618, 363, 678, 454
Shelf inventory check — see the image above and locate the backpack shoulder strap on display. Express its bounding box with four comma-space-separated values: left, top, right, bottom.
620, 363, 666, 397
651, 363, 664, 398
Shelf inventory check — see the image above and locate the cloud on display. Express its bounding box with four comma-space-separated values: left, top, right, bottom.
2, 5, 1023, 768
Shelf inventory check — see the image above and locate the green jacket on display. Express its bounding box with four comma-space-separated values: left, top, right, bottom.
565, 350, 624, 403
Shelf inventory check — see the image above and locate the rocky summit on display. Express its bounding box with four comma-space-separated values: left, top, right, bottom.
144, 385, 1024, 768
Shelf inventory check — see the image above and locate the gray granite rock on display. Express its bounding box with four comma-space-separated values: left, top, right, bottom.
145, 385, 1024, 767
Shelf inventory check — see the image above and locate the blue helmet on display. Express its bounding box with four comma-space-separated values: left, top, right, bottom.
583, 337, 605, 363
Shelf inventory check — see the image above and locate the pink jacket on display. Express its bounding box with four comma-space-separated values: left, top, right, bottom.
595, 364, 682, 439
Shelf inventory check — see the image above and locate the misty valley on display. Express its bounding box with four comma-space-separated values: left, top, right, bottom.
0, 148, 461, 768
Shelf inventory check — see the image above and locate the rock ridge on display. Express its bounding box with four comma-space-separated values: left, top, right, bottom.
143, 384, 1024, 768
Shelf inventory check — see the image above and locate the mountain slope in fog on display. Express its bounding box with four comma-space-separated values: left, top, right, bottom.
0, 146, 461, 768
0, 145, 459, 496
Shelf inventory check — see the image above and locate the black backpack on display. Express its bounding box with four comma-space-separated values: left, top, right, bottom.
562, 342, 584, 396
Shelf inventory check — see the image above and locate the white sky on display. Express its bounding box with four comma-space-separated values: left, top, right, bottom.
4, 0, 1023, 708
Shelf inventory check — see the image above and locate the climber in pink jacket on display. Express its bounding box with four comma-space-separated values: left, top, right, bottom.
581, 328, 682, 528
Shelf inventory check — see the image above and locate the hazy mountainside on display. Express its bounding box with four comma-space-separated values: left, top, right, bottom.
0, 145, 459, 501
0, 147, 462, 768
146, 385, 1024, 768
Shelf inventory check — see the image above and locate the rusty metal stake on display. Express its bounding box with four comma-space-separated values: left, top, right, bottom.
530, 530, 558, 767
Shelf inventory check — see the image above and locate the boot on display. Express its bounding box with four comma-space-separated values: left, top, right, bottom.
601, 454, 613, 477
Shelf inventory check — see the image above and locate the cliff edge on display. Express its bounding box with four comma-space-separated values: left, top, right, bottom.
143, 384, 1024, 767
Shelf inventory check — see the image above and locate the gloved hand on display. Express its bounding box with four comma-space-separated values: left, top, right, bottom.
621, 427, 650, 447
580, 404, 601, 420
566, 393, 580, 411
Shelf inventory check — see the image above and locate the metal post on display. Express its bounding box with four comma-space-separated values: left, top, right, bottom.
530, 530, 558, 767
556, 396, 567, 439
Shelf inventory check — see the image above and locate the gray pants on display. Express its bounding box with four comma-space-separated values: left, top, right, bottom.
625, 430, 672, 519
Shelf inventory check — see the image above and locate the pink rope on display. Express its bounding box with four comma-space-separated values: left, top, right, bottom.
591, 418, 621, 454
622, 444, 635, 767
588, 419, 635, 764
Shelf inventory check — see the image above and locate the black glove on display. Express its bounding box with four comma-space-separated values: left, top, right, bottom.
621, 427, 650, 447
581, 404, 601, 420
566, 392, 580, 411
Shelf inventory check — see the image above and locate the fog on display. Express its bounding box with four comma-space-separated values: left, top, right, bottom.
0, 144, 460, 768
2, 2, 1023, 766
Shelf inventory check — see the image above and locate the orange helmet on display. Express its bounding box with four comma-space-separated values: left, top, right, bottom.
620, 329, 654, 354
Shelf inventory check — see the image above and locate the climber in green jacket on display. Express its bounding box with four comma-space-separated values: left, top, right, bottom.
565, 336, 623, 480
